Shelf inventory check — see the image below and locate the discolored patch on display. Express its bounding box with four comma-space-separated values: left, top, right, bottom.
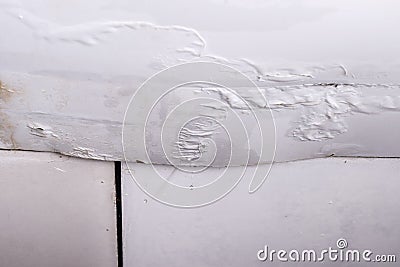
0, 80, 14, 102
0, 112, 16, 148
0, 80, 17, 148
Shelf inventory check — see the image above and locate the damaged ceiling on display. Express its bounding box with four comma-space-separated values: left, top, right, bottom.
0, 0, 399, 166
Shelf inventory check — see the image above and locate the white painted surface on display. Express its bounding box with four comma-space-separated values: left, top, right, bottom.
0, 1, 399, 164
2, 1, 399, 266
123, 158, 400, 266
0, 151, 117, 267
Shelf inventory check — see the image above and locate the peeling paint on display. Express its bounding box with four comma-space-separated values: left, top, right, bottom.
0, 2, 400, 165
9, 8, 206, 49
175, 118, 220, 162
27, 122, 59, 138
69, 147, 114, 161
5, 7, 356, 86
200, 83, 400, 141
286, 84, 400, 141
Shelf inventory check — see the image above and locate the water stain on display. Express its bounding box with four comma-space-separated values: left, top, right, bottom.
0, 80, 17, 148
0, 80, 14, 101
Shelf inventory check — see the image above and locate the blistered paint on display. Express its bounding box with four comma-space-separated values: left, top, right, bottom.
0, 1, 400, 164
4, 6, 376, 84
27, 122, 59, 138
70, 147, 114, 161
175, 118, 220, 162
270, 83, 400, 141
199, 83, 400, 141
9, 8, 206, 50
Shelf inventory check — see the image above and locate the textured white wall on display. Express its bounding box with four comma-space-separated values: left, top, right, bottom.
0, 151, 117, 267
123, 158, 400, 266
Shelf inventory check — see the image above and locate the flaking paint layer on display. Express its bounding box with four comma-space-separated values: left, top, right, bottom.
0, 1, 400, 165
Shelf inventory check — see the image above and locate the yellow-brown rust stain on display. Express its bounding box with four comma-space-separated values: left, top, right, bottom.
0, 80, 15, 101
0, 80, 17, 148
0, 114, 16, 148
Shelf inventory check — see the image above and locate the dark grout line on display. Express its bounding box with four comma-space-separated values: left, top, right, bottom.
114, 161, 123, 267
